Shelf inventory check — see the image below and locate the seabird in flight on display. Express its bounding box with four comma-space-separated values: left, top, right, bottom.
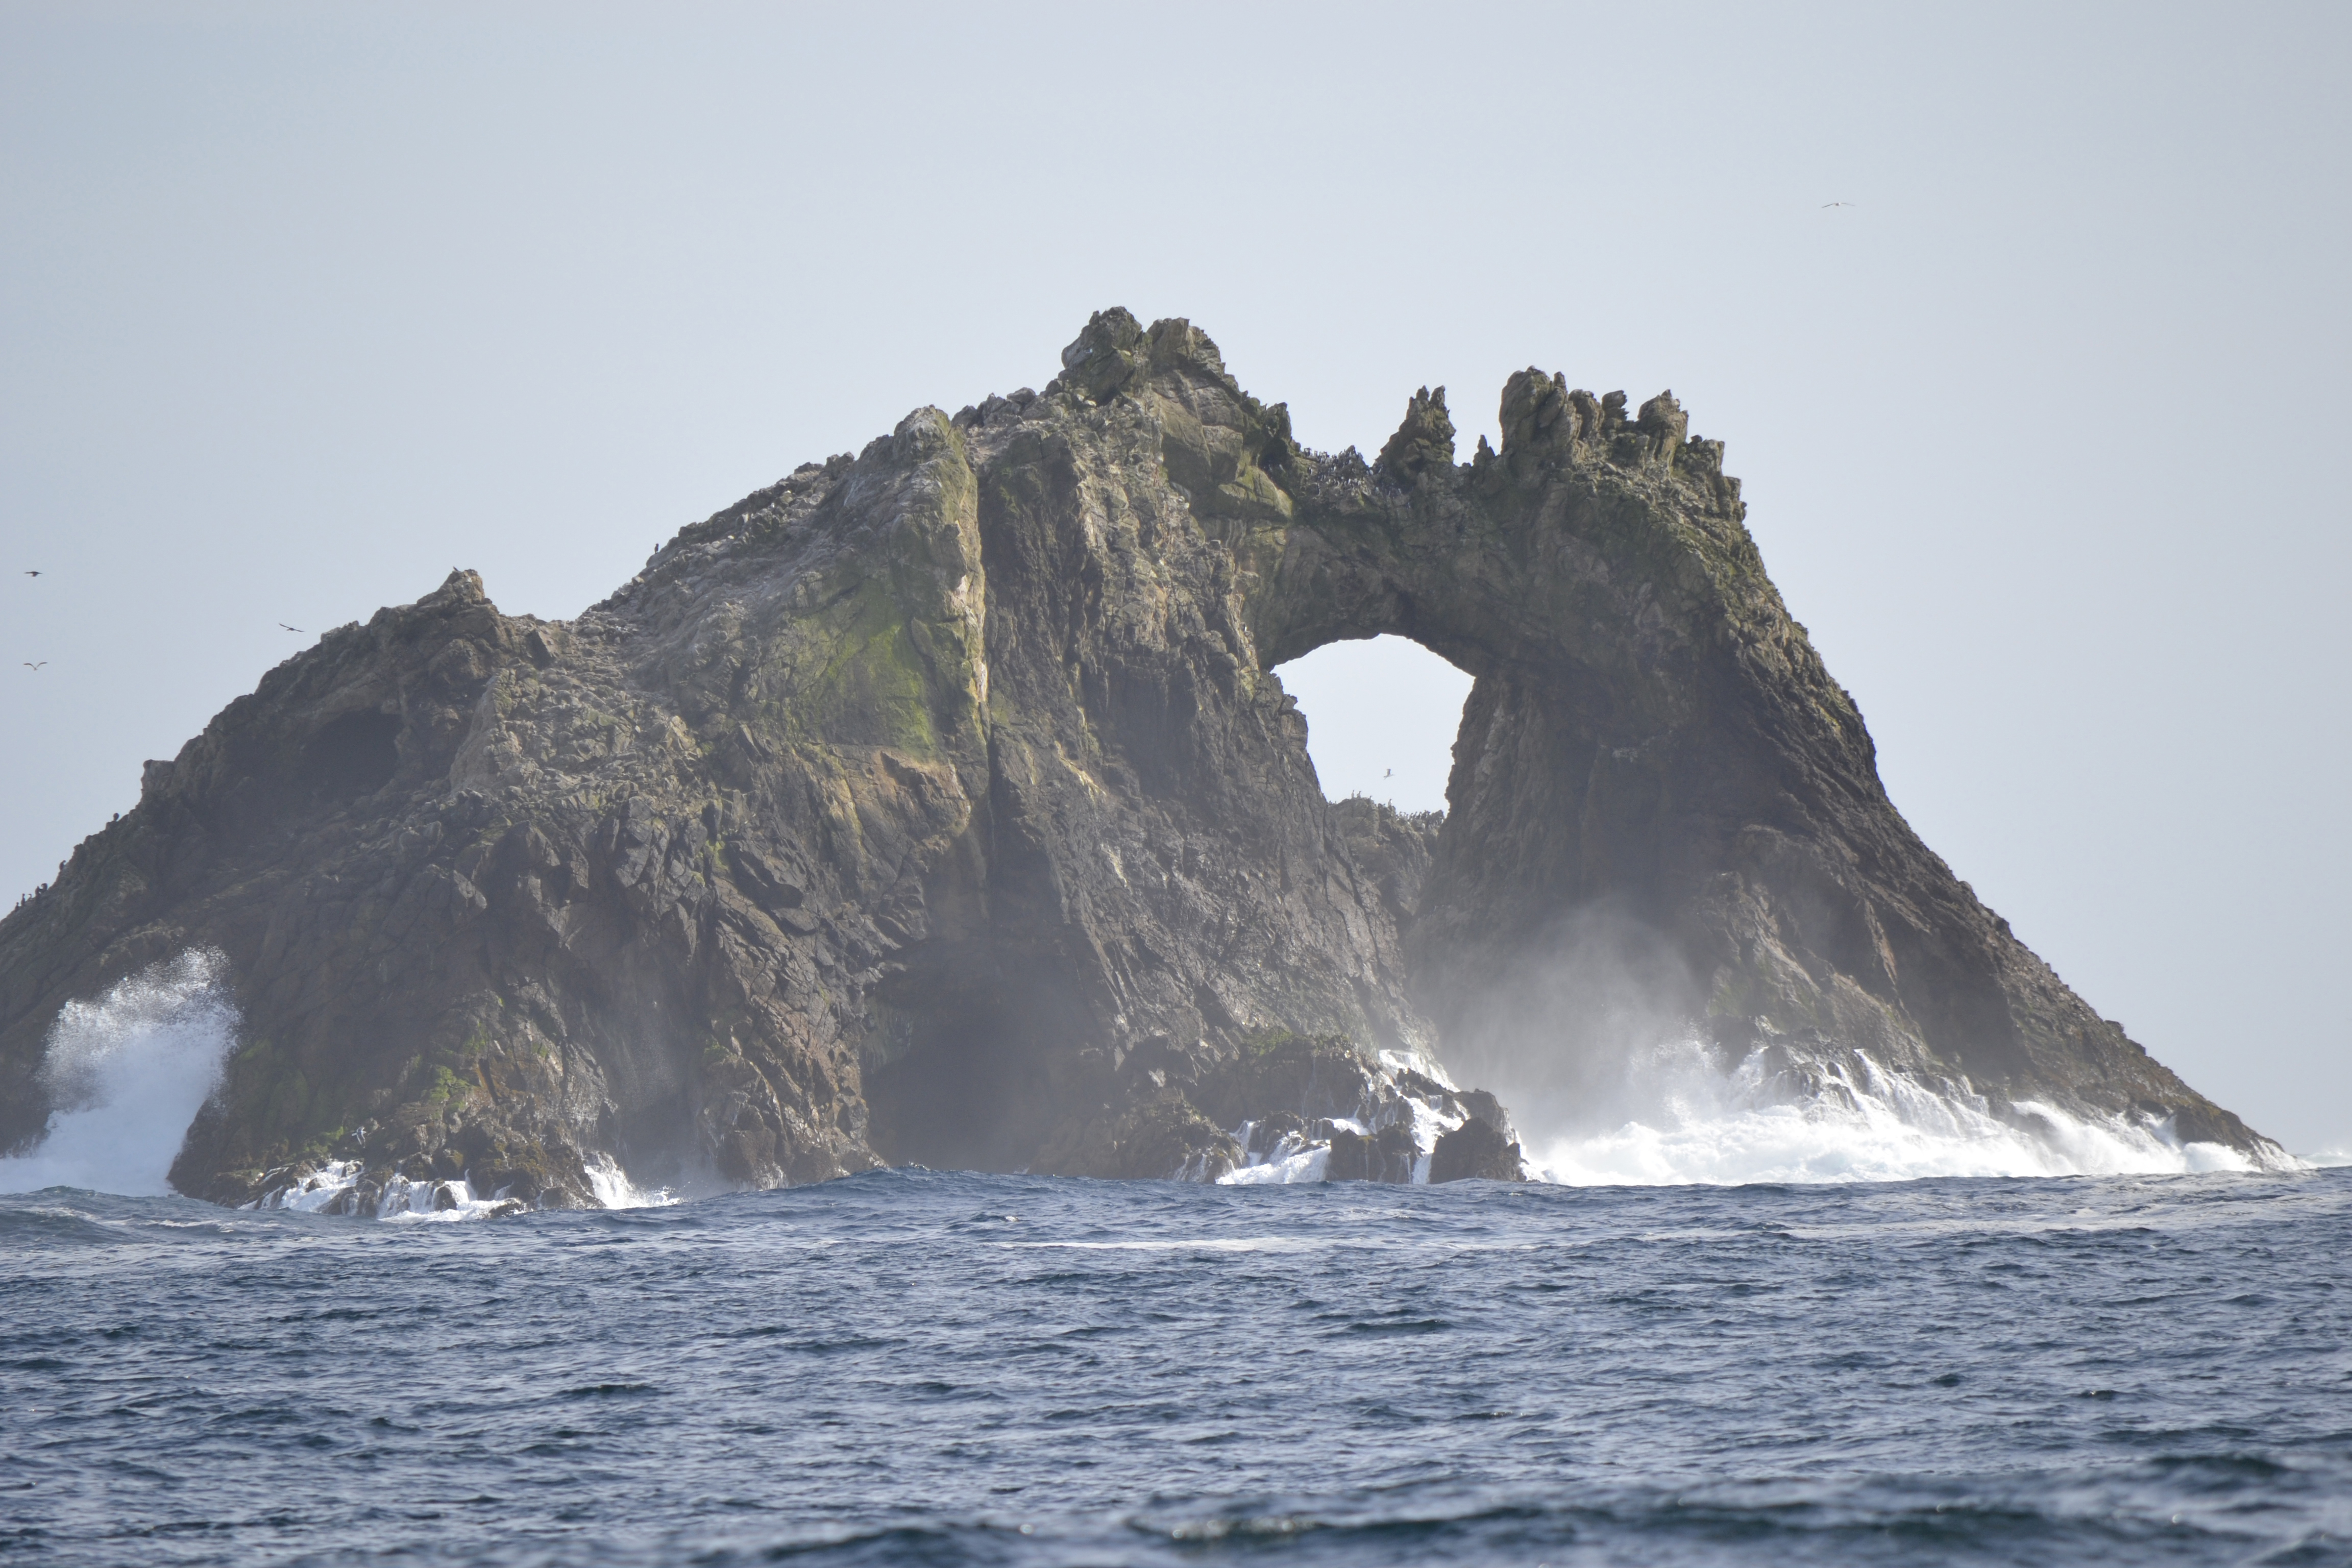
1821, 201, 1857, 208
21, 570, 37, 577
279, 623, 306, 633
23, 662, 45, 671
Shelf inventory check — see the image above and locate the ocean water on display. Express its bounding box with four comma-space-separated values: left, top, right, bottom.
1512, 1038, 2281, 1187
4, 1167, 2349, 1567
4, 955, 2346, 1562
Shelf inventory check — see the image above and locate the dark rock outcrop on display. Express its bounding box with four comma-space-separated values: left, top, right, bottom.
0, 309, 2280, 1204
1325, 1122, 1422, 1184
1429, 1117, 1526, 1184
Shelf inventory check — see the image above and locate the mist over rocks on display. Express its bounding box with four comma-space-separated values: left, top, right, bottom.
0, 308, 2281, 1208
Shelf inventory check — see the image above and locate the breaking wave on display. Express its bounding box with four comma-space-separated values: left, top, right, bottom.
584, 1153, 678, 1210
0, 949, 238, 1196
1194, 1034, 2276, 1192
1216, 1051, 1476, 1186
253, 1159, 514, 1222
0, 944, 679, 1219
246, 1148, 676, 1219
0, 946, 2289, 1205
1522, 1037, 2283, 1186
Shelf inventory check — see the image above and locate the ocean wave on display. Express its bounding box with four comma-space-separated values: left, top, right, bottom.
1522, 1038, 2287, 1187
247, 1150, 677, 1220
1214, 1054, 1477, 1186
585, 1153, 678, 1211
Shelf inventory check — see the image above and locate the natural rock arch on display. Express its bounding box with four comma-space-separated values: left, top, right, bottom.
0, 308, 2272, 1206
1070, 305, 2245, 1142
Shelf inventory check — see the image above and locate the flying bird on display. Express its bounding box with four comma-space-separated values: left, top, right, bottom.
1821, 201, 1857, 209
21, 570, 37, 577
279, 623, 306, 633
1384, 768, 1393, 778
23, 662, 45, 671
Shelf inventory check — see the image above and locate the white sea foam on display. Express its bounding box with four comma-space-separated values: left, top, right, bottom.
0, 949, 238, 1196
585, 1153, 676, 1210
262, 1158, 367, 1213
1217, 1115, 1356, 1185
370, 1171, 511, 1222
1215, 1070, 1479, 1187
1220, 1139, 1332, 1185
246, 1149, 677, 1219
1523, 1037, 2282, 1187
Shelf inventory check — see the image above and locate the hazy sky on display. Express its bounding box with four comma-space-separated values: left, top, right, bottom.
4, 2, 2345, 1153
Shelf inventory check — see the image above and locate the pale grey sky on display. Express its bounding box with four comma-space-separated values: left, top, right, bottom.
4, 2, 2345, 1152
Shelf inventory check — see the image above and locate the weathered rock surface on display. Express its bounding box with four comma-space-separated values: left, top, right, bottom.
1329, 798, 1440, 937
0, 309, 2280, 1205
1429, 1117, 1527, 1184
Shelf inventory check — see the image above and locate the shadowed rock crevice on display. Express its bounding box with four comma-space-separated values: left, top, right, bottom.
0, 309, 2278, 1204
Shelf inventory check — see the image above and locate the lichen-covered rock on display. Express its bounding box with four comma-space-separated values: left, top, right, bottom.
0, 308, 2282, 1204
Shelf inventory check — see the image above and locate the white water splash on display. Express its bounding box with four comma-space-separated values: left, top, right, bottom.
249, 1150, 677, 1220
1525, 1037, 2283, 1187
1218, 1124, 1338, 1185
1215, 1057, 1478, 1187
585, 1153, 676, 1210
371, 1171, 511, 1222
0, 949, 238, 1196
259, 1159, 368, 1214
251, 1160, 509, 1221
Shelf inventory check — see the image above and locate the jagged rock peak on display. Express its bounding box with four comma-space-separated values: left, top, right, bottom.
1378, 386, 1456, 484
1056, 307, 1236, 405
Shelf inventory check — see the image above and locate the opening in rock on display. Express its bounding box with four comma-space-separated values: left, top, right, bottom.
1272, 635, 1473, 813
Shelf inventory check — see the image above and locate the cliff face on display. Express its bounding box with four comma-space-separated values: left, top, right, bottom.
0, 310, 2277, 1204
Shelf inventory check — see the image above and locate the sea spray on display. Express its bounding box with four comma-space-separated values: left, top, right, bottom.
1522, 1035, 2282, 1186
584, 1153, 678, 1211
1216, 1052, 1479, 1186
0, 948, 238, 1196
246, 1147, 676, 1219
1422, 904, 2288, 1186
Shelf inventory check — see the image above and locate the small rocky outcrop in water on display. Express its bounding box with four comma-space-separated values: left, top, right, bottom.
1428, 1118, 1527, 1184
0, 309, 2282, 1206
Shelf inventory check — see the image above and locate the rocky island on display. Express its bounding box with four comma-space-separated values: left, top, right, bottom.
0, 310, 2281, 1210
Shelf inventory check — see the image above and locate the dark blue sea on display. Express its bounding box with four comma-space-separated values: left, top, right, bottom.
3, 1167, 2348, 1567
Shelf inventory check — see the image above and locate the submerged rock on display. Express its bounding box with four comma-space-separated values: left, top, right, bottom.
0, 309, 2283, 1202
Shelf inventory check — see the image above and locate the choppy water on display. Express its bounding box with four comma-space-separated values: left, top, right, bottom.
5, 1166, 2349, 1567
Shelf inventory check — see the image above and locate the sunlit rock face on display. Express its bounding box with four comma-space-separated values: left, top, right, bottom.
0, 310, 2279, 1206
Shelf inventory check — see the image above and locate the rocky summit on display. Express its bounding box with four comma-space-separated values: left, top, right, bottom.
0, 310, 2281, 1209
